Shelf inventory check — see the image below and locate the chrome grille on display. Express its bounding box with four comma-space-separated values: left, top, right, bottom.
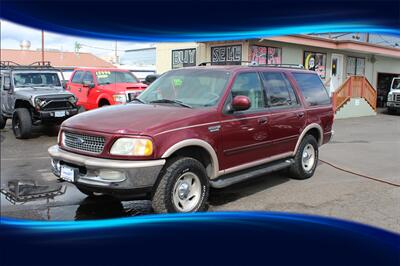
63, 131, 105, 154
395, 93, 400, 102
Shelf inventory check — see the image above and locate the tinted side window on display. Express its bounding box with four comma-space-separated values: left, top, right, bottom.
262, 72, 298, 107
82, 71, 94, 83
71, 71, 84, 83
230, 72, 265, 110
292, 73, 330, 106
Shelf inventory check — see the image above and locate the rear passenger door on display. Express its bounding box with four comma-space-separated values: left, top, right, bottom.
261, 72, 306, 155
68, 71, 85, 106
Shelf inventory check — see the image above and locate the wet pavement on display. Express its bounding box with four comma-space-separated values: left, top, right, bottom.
1, 112, 399, 232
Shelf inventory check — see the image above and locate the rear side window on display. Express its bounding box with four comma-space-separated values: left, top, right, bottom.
292, 73, 330, 106
71, 71, 84, 83
262, 72, 298, 107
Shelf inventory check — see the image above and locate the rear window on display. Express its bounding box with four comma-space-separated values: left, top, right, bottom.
95, 71, 139, 85
292, 73, 330, 106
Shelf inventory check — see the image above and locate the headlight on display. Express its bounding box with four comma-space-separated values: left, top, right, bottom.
112, 94, 127, 103
110, 138, 153, 156
34, 97, 45, 107
388, 93, 393, 101
68, 96, 77, 104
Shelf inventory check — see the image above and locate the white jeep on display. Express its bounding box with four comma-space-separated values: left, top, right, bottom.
387, 77, 400, 114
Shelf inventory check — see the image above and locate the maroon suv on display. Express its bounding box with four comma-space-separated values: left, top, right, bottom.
49, 65, 334, 213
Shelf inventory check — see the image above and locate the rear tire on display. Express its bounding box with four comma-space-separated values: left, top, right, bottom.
12, 108, 32, 139
289, 135, 319, 180
152, 157, 209, 213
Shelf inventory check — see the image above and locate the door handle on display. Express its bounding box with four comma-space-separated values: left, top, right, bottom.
296, 112, 305, 118
258, 117, 268, 125
78, 88, 82, 92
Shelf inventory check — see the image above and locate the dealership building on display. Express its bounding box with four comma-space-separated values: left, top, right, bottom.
156, 35, 400, 116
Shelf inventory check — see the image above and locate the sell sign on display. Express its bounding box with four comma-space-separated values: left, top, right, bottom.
211, 45, 242, 65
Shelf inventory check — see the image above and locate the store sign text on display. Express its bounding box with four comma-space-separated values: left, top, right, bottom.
211, 45, 242, 65
172, 48, 196, 69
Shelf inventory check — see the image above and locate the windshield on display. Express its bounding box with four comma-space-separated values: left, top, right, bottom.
95, 71, 139, 85
138, 69, 230, 108
392, 78, 400, 90
13, 72, 61, 87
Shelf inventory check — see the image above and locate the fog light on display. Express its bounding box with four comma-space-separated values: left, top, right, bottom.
99, 170, 126, 182
51, 159, 61, 173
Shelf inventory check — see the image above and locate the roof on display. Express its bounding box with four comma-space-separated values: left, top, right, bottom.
74, 67, 130, 71
262, 35, 400, 58
174, 64, 313, 74
0, 49, 115, 68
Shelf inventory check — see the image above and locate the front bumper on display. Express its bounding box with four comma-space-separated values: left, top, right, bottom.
38, 108, 78, 121
48, 145, 165, 193
387, 101, 400, 110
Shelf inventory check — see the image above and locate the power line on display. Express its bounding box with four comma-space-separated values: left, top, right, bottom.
78, 42, 127, 52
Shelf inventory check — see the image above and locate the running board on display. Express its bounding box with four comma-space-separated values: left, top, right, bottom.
210, 158, 294, 189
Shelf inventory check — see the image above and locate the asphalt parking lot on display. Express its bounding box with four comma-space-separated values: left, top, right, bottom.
1, 111, 399, 232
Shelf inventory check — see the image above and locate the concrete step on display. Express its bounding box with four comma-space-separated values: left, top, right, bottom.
335, 98, 376, 119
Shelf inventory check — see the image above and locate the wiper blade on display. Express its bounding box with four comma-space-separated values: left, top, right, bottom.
149, 99, 192, 108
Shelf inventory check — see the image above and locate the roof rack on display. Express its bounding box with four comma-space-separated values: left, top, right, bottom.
0, 61, 55, 70
198, 61, 252, 66
198, 61, 304, 69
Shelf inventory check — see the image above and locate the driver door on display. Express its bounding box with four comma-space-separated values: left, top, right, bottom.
219, 72, 274, 171
1, 74, 13, 114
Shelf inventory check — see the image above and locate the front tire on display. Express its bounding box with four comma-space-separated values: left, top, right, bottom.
12, 108, 32, 139
289, 135, 319, 180
152, 157, 209, 213
75, 184, 98, 197
0, 115, 6, 129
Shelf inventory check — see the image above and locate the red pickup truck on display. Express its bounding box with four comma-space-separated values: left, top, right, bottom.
50, 64, 334, 213
67, 68, 147, 111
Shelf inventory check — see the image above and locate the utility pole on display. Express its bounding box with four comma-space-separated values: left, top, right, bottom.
115, 40, 118, 64
41, 30, 45, 63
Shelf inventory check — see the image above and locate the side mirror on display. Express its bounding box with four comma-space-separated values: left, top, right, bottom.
231, 95, 251, 111
4, 83, 10, 91
62, 81, 68, 89
83, 80, 95, 89
3, 78, 11, 91
144, 74, 159, 85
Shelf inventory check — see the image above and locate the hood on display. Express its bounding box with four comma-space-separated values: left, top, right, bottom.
113, 82, 147, 92
16, 87, 74, 100
62, 103, 211, 135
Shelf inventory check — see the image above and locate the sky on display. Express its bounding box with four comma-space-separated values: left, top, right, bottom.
0, 20, 153, 59
1, 19, 399, 59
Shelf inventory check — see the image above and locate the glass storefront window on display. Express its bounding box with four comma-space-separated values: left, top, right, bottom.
346, 56, 365, 76
249, 45, 282, 65
304, 51, 327, 79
